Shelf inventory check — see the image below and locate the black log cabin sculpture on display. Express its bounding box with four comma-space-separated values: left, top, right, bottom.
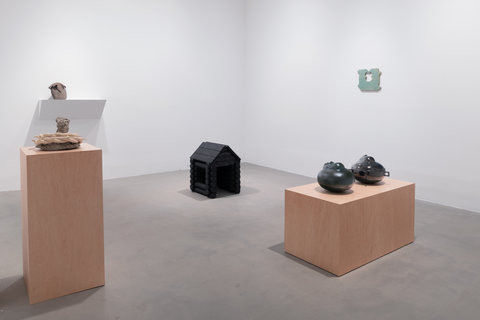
190, 142, 240, 198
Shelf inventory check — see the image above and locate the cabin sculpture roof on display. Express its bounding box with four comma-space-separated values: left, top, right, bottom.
190, 142, 240, 164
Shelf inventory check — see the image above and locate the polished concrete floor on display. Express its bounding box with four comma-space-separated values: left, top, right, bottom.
1, 163, 480, 320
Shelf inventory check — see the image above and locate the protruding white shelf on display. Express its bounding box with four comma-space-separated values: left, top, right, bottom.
38, 100, 106, 120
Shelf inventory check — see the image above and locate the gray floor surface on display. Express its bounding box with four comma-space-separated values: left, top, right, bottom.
1, 163, 480, 320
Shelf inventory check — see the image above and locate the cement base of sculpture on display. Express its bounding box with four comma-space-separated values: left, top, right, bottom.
37, 142, 80, 151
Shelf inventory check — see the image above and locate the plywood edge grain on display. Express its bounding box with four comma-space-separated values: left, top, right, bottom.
285, 179, 415, 205
20, 150, 31, 293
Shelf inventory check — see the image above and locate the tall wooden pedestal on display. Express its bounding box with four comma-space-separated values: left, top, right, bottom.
285, 178, 415, 276
20, 143, 105, 304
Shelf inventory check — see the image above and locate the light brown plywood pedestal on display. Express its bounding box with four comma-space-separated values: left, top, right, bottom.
285, 178, 415, 276
20, 143, 105, 304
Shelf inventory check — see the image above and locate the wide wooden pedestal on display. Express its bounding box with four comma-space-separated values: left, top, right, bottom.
285, 178, 415, 276
20, 143, 105, 304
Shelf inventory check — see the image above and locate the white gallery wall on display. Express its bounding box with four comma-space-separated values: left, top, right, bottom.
1, 0, 480, 213
0, 0, 245, 190
244, 0, 480, 212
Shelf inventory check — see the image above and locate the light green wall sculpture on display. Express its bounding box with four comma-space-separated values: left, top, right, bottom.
358, 68, 381, 91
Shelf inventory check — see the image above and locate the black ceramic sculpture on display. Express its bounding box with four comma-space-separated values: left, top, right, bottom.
351, 155, 390, 184
317, 162, 355, 193
190, 142, 241, 198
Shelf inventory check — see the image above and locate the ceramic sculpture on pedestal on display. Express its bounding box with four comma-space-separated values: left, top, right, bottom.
317, 162, 355, 193
49, 82, 67, 100
33, 117, 84, 151
351, 155, 390, 184
56, 117, 70, 133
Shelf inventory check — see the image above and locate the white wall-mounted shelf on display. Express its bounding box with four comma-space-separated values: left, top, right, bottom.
38, 100, 106, 120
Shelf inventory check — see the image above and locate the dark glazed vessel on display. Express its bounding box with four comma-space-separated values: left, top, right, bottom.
351, 155, 390, 184
317, 162, 355, 193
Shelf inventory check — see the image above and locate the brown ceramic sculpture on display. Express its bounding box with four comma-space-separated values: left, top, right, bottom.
56, 117, 70, 133
33, 118, 84, 151
49, 82, 67, 100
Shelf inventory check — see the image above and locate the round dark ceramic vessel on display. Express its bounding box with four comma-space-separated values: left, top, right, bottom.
351, 155, 390, 184
317, 162, 355, 193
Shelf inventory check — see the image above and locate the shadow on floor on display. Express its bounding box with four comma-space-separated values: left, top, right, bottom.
268, 243, 336, 278
0, 275, 102, 320
178, 186, 260, 201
